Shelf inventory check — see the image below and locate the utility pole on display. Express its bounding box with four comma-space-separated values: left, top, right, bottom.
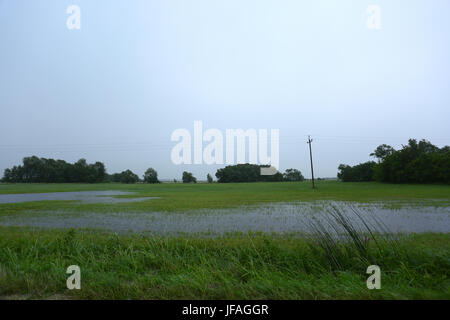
307, 135, 315, 189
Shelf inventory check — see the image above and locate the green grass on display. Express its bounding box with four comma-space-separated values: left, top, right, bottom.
0, 227, 448, 299
0, 181, 449, 215
0, 181, 449, 299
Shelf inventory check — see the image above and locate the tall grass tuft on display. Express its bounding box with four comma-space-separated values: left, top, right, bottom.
303, 204, 402, 272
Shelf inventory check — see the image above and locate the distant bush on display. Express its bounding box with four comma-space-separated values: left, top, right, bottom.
143, 168, 159, 183
207, 173, 213, 183
108, 170, 140, 184
182, 171, 197, 183
215, 164, 283, 183
2, 156, 106, 183
283, 168, 304, 182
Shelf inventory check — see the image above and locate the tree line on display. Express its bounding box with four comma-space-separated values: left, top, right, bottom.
2, 156, 107, 183
1, 156, 162, 184
337, 139, 450, 183
1, 157, 305, 184
215, 164, 304, 183
0, 156, 201, 184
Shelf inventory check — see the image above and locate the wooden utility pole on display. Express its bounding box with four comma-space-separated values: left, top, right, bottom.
307, 135, 315, 189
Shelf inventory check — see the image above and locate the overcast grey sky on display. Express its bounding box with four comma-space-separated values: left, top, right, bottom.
1, 0, 449, 180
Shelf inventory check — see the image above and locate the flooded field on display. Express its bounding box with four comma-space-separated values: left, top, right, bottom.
0, 200, 448, 235
0, 190, 158, 204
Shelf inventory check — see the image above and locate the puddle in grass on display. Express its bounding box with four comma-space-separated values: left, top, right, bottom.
0, 201, 449, 235
0, 191, 159, 204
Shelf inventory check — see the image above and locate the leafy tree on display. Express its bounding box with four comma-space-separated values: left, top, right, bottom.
375, 139, 449, 183
91, 162, 107, 183
207, 173, 213, 183
143, 168, 159, 183
339, 139, 449, 184
283, 169, 304, 181
337, 161, 376, 182
370, 144, 395, 162
182, 171, 197, 183
2, 168, 12, 182
108, 173, 122, 183
119, 170, 140, 184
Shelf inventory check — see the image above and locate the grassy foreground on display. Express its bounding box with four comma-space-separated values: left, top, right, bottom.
0, 227, 448, 299
0, 181, 449, 299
